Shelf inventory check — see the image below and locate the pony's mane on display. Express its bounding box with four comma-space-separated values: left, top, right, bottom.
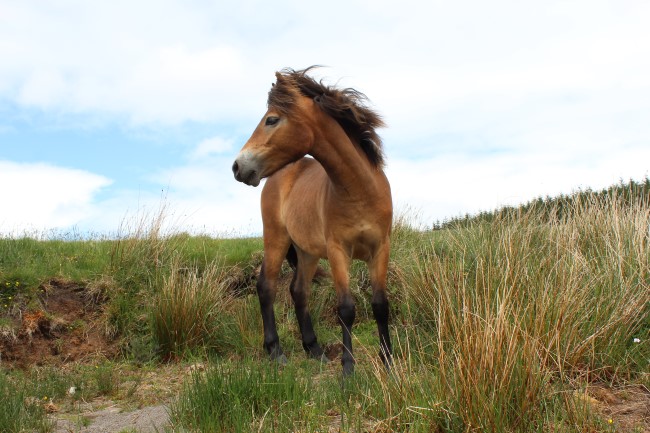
268, 67, 385, 168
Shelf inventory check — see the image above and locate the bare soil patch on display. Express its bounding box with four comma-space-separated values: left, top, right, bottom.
0, 278, 117, 367
583, 384, 650, 432
53, 402, 170, 433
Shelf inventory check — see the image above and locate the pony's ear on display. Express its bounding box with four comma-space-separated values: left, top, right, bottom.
274, 71, 291, 91
274, 71, 301, 98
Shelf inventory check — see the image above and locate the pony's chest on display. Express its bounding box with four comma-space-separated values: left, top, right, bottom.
322, 214, 384, 261
347, 222, 383, 260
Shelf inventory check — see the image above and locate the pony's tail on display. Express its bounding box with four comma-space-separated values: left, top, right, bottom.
285, 244, 330, 282
285, 243, 299, 269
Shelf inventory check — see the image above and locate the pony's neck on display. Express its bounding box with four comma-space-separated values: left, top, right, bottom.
309, 114, 380, 198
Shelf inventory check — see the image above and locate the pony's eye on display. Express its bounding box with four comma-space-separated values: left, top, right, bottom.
265, 116, 280, 126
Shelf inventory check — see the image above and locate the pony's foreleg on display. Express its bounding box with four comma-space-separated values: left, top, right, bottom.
289, 251, 325, 361
257, 256, 286, 364
370, 244, 393, 369
328, 245, 355, 376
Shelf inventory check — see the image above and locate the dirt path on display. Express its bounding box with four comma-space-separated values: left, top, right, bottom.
52, 403, 170, 433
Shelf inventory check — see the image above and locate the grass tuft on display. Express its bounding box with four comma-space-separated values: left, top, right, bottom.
152, 256, 234, 359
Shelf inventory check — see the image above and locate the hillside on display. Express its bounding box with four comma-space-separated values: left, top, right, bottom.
439, 177, 650, 229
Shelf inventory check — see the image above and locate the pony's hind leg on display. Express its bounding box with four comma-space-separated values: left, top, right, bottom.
289, 248, 326, 361
369, 243, 393, 368
257, 241, 289, 364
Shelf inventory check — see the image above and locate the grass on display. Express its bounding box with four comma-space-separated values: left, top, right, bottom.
0, 180, 648, 432
152, 256, 235, 358
170, 360, 315, 431
0, 373, 53, 433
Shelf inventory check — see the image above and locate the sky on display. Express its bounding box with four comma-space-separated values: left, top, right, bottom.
1, 0, 649, 237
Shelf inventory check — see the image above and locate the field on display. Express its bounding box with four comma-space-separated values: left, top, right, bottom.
0, 180, 648, 432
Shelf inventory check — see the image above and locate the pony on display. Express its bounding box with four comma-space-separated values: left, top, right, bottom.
232, 67, 392, 375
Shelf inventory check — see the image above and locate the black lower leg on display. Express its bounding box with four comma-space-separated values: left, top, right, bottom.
296, 309, 324, 358
338, 296, 356, 375
257, 272, 283, 361
372, 294, 392, 367
290, 277, 323, 359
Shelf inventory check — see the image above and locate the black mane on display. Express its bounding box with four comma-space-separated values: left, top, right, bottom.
268, 67, 385, 168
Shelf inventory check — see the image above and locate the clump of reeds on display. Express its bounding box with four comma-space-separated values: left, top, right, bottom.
151, 256, 234, 359
372, 189, 649, 431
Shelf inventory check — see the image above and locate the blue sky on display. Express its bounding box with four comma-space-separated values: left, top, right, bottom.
1, 0, 650, 236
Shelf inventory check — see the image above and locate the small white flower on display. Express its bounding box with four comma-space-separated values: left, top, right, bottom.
633, 338, 641, 343
68, 386, 76, 395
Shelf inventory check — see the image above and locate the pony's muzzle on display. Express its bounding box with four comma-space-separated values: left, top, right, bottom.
232, 160, 241, 179
232, 154, 261, 187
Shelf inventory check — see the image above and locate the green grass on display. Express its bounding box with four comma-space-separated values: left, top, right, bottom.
0, 365, 98, 433
1, 180, 649, 432
169, 356, 447, 432
152, 256, 235, 358
0, 373, 53, 433
0, 237, 112, 289
171, 360, 315, 432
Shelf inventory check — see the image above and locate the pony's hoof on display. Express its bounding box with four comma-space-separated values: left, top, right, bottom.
274, 354, 288, 366
307, 347, 328, 363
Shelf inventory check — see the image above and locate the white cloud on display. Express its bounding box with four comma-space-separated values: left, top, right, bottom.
191, 136, 234, 160
387, 143, 650, 225
0, 161, 112, 235
140, 138, 263, 235
2, 0, 650, 130
1, 0, 650, 235
0, 1, 267, 124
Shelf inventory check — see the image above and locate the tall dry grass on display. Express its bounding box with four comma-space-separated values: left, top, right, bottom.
370, 191, 650, 431
152, 256, 234, 358
109, 201, 174, 275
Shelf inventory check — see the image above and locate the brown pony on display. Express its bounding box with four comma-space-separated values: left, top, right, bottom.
232, 67, 392, 375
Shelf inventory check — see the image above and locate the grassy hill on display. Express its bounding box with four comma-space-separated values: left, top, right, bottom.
1, 180, 648, 432
438, 177, 650, 229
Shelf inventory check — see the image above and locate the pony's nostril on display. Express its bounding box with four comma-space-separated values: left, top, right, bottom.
232, 161, 239, 176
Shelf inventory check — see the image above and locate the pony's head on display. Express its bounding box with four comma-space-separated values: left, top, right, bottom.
232, 67, 384, 186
